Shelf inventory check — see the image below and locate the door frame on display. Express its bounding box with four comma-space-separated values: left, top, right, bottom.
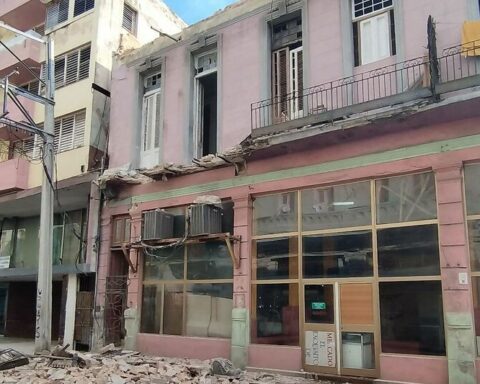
301, 280, 380, 378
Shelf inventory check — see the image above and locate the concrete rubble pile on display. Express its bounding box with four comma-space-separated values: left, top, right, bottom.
0, 347, 336, 384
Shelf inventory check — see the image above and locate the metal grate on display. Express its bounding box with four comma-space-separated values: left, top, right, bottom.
46, 0, 69, 29
122, 3, 137, 35
74, 0, 95, 17
105, 275, 128, 346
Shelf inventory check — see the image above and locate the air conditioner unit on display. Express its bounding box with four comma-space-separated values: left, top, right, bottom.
142, 210, 174, 240
189, 204, 222, 236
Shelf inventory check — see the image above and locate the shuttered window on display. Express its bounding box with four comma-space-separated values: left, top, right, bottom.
54, 111, 86, 153
142, 91, 161, 152
74, 0, 95, 17
15, 110, 86, 159
46, 0, 69, 29
42, 45, 91, 91
122, 3, 137, 35
271, 13, 303, 123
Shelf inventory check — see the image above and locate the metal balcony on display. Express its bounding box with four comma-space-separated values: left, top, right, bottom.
251, 38, 480, 138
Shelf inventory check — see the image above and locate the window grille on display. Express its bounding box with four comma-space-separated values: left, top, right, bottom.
46, 0, 69, 29
74, 0, 95, 17
33, 24, 45, 37
122, 3, 137, 35
352, 0, 393, 20
195, 51, 217, 75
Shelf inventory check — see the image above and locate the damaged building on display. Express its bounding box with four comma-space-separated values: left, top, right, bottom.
100, 0, 480, 383
0, 0, 184, 351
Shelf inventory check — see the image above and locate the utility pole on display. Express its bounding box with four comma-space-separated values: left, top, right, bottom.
35, 35, 55, 353
0, 22, 55, 353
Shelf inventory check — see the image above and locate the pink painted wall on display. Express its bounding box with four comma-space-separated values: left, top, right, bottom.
162, 46, 187, 164
108, 63, 138, 169
380, 354, 448, 384
137, 334, 230, 360
0, 157, 29, 192
219, 13, 263, 151
109, 0, 473, 170
307, 0, 343, 86
248, 344, 302, 371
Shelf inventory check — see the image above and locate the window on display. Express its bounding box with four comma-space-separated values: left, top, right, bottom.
465, 164, 480, 355
47, 45, 91, 90
193, 50, 218, 157
122, 3, 137, 35
352, 0, 396, 66
140, 71, 162, 169
112, 216, 131, 246
271, 14, 303, 123
380, 281, 445, 355
141, 242, 233, 338
46, 0, 69, 29
74, 0, 94, 17
14, 110, 86, 160
251, 173, 444, 356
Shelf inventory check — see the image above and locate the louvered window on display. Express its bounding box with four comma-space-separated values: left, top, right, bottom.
54, 111, 86, 153
41, 45, 90, 91
14, 110, 86, 159
74, 0, 95, 17
122, 3, 137, 35
352, 0, 395, 66
46, 0, 69, 29
271, 14, 303, 123
140, 72, 162, 168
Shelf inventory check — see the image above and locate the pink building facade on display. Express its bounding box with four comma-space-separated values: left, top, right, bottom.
102, 1, 480, 383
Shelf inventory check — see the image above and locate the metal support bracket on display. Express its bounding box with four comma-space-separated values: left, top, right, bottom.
225, 233, 241, 269
121, 243, 137, 274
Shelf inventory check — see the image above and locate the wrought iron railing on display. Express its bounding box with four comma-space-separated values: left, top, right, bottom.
251, 38, 480, 133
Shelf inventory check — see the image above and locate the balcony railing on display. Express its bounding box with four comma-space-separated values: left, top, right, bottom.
251, 38, 480, 137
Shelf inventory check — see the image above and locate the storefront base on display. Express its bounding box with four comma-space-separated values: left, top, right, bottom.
379, 354, 447, 384
136, 334, 230, 360
248, 344, 302, 371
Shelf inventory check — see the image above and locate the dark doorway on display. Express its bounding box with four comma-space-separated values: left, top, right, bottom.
198, 72, 217, 156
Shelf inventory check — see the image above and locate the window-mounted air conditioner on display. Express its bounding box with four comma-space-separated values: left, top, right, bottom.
142, 209, 174, 240
189, 204, 222, 236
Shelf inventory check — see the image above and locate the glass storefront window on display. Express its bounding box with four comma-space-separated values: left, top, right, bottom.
254, 192, 297, 235
253, 237, 298, 280
163, 284, 184, 335
187, 243, 233, 280
141, 241, 233, 338
140, 285, 162, 333
465, 164, 480, 216
469, 220, 480, 272
186, 283, 233, 338
302, 182, 371, 231
303, 231, 373, 278
377, 225, 440, 277
252, 283, 299, 346
379, 281, 445, 356
144, 246, 184, 281
376, 173, 437, 224
304, 284, 334, 324
473, 277, 480, 356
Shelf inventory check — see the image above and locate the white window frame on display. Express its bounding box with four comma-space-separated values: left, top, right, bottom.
140, 72, 162, 169
193, 49, 218, 158
352, 0, 394, 66
289, 46, 303, 119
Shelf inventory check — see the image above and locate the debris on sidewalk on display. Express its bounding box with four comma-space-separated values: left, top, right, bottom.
0, 347, 340, 384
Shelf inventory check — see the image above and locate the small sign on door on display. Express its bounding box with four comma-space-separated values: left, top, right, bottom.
305, 331, 336, 367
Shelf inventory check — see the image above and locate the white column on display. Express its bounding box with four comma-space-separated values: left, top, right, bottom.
63, 274, 77, 348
